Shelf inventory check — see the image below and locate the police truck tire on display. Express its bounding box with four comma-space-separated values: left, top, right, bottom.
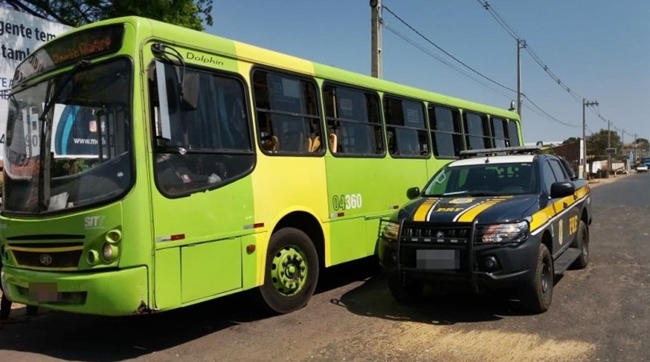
520, 244, 553, 314
257, 228, 319, 314
570, 220, 589, 270
388, 272, 423, 303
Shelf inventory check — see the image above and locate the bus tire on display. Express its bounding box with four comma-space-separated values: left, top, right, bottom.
519, 243, 553, 314
570, 220, 589, 270
258, 227, 319, 314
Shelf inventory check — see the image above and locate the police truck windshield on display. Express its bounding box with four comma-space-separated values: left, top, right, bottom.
423, 162, 538, 197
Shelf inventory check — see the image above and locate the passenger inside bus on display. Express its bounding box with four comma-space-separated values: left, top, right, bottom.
281, 129, 308, 152
328, 132, 338, 153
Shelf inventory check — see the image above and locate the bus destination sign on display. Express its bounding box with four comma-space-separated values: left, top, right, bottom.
13, 24, 125, 85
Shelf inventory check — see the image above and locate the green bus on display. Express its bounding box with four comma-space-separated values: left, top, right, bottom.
0, 16, 522, 316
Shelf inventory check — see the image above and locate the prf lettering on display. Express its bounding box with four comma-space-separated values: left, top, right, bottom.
437, 207, 465, 212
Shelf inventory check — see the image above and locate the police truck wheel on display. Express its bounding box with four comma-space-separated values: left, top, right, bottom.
258, 228, 319, 314
388, 272, 423, 303
519, 244, 553, 314
570, 220, 589, 270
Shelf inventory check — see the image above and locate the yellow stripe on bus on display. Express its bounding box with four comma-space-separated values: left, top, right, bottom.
414, 198, 438, 221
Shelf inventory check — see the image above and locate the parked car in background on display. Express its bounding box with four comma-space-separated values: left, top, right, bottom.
636, 164, 648, 173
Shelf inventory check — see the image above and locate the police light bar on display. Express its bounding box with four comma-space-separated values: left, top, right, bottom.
459, 145, 543, 158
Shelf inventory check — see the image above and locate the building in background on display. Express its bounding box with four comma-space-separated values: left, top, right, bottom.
0, 6, 72, 168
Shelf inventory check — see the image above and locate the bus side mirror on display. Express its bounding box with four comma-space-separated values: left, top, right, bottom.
154, 61, 172, 141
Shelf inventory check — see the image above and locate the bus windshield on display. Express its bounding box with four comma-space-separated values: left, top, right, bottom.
3, 57, 133, 214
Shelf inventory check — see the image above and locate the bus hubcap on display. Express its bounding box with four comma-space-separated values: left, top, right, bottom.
271, 246, 308, 297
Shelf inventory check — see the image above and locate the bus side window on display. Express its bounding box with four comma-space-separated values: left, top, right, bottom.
252, 69, 323, 156
323, 84, 383, 157
429, 105, 463, 158
152, 64, 254, 197
382, 96, 428, 158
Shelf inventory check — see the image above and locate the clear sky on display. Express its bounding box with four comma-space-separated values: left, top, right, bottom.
208, 0, 650, 145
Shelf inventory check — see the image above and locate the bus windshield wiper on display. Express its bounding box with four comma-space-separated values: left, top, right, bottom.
39, 60, 90, 122
37, 60, 90, 212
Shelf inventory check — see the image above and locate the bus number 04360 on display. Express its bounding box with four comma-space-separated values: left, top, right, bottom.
332, 194, 363, 211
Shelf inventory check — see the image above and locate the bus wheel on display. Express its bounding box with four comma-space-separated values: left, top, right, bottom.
258, 227, 319, 314
519, 244, 553, 314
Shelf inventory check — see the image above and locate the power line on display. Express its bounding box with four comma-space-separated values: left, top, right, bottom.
382, 23, 514, 99
475, 0, 637, 138
382, 5, 515, 94
476, 0, 519, 40
521, 94, 580, 128
476, 0, 587, 102
382, 4, 579, 128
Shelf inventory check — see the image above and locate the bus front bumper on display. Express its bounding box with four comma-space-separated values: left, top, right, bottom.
1, 265, 149, 316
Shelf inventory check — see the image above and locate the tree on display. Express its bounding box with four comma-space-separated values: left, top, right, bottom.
1, 0, 213, 30
635, 138, 649, 153
562, 137, 580, 145
586, 128, 621, 160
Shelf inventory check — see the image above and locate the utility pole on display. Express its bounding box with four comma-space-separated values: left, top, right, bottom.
622, 129, 626, 171
582, 99, 599, 179
621, 129, 625, 148
634, 132, 638, 165
607, 120, 611, 175
370, 0, 382, 78
516, 39, 526, 117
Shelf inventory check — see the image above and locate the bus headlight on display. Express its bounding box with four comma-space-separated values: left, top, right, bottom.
102, 243, 118, 262
480, 220, 529, 243
87, 250, 100, 265
0, 270, 10, 300
106, 229, 122, 244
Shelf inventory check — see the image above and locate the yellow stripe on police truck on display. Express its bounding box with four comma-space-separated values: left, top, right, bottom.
414, 198, 438, 221
456, 197, 511, 222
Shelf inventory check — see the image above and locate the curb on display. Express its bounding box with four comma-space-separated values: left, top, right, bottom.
587, 173, 629, 187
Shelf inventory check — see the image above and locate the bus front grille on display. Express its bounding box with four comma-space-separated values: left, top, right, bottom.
7, 243, 84, 270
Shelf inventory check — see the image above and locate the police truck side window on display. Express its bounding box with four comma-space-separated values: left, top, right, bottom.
549, 159, 570, 182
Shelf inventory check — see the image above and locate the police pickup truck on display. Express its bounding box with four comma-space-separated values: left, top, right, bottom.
378, 146, 592, 313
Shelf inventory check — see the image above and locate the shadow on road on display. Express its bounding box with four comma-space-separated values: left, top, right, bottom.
332, 273, 551, 325
0, 293, 250, 361
0, 257, 380, 361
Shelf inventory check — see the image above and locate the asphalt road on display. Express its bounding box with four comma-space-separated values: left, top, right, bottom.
1, 173, 648, 362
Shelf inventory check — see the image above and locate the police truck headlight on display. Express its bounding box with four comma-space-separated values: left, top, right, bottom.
380, 221, 400, 241
481, 220, 529, 243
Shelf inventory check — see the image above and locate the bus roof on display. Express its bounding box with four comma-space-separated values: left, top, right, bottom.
43, 16, 520, 120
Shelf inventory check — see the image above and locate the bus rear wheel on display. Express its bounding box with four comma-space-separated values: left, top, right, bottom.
258, 227, 319, 314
